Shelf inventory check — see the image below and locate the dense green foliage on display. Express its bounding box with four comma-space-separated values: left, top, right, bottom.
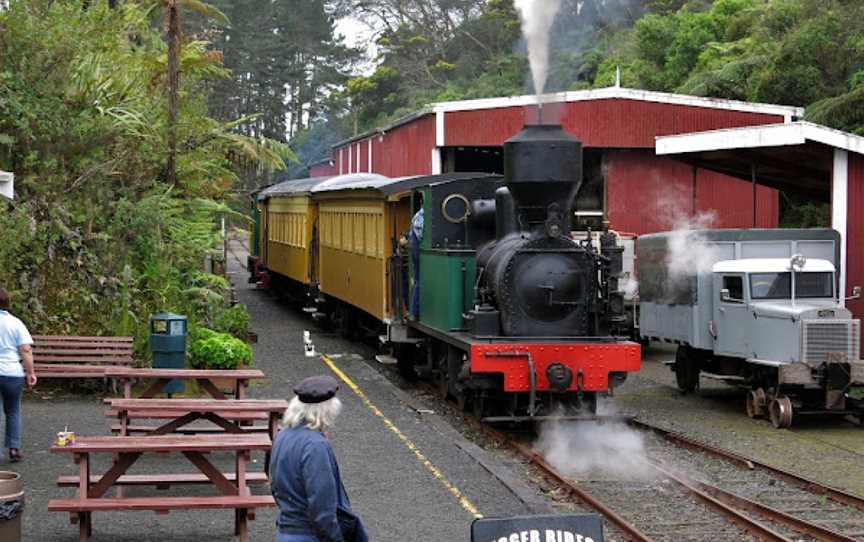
189, 328, 253, 370
332, 0, 864, 138
0, 1, 286, 356
595, 0, 864, 135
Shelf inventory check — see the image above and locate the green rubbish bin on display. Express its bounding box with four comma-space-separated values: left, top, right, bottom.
150, 312, 188, 394
0, 471, 23, 542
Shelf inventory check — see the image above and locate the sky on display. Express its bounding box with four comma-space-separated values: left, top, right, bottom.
335, 15, 378, 74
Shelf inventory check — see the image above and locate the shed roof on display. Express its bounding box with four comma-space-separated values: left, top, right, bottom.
432, 86, 804, 118
654, 121, 864, 198
333, 86, 804, 148
0, 170, 13, 200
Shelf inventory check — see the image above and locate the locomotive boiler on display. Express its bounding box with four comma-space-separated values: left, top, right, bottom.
468, 124, 627, 340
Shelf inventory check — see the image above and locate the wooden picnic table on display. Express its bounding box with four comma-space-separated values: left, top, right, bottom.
103, 367, 266, 399
48, 434, 274, 542
105, 398, 288, 440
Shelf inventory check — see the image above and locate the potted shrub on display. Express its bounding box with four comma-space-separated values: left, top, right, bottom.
189, 328, 253, 394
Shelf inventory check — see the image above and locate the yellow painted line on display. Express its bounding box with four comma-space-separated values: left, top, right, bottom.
321, 354, 483, 519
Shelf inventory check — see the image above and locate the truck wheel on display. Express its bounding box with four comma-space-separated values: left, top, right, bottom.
675, 346, 700, 394
746, 388, 767, 418
769, 396, 793, 428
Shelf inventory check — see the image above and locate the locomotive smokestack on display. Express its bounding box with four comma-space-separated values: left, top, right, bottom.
503, 124, 583, 237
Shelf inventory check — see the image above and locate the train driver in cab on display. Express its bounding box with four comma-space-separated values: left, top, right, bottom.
410, 194, 424, 319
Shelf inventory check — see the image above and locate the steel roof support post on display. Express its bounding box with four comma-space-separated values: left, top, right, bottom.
832, 149, 849, 307
751, 163, 757, 227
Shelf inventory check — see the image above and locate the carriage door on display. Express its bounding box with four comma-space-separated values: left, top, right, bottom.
714, 273, 750, 357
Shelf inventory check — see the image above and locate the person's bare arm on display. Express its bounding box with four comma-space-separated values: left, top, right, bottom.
19, 344, 36, 388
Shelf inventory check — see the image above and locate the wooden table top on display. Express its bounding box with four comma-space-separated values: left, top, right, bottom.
51, 434, 273, 454
105, 398, 288, 412
103, 368, 266, 379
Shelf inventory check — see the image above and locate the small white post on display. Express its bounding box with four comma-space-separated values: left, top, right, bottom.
303, 330, 316, 358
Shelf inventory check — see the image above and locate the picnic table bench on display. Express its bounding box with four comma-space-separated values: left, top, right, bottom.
48, 434, 275, 542
33, 335, 135, 379
103, 367, 266, 399
105, 398, 287, 440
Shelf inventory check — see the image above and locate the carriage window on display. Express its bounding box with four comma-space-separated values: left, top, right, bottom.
722, 276, 744, 302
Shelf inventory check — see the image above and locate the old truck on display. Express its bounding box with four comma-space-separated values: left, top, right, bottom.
638, 229, 864, 427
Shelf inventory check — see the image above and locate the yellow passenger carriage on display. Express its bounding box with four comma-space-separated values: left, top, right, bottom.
255, 176, 332, 300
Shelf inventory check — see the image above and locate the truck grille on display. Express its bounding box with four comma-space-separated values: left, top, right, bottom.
801, 319, 861, 366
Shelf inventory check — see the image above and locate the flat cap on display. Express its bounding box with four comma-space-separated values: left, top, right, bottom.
294, 375, 340, 404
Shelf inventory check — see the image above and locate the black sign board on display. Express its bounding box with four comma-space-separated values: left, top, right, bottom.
471, 514, 603, 542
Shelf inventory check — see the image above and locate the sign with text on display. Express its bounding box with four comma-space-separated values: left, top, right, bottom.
471, 514, 603, 542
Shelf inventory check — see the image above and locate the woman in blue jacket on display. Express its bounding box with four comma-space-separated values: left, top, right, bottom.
270, 375, 368, 542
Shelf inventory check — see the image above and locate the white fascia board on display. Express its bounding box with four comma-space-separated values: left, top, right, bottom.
0, 170, 13, 200
799, 121, 864, 156
656, 122, 807, 155
656, 121, 864, 157
431, 86, 804, 118
435, 110, 445, 147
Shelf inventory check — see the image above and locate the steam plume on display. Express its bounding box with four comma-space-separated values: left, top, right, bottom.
535, 419, 652, 480
515, 0, 563, 98
665, 211, 718, 280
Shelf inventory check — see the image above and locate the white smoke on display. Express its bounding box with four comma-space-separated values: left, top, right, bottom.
665, 211, 718, 281
621, 274, 639, 300
515, 0, 563, 98
535, 419, 653, 480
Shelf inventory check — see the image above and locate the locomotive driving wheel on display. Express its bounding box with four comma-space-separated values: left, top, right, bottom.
769, 396, 793, 428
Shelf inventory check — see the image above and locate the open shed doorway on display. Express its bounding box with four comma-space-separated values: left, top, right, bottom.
442, 146, 503, 174
441, 146, 607, 231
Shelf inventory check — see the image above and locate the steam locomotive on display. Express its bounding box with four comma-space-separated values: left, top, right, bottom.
250, 122, 641, 421
396, 123, 641, 420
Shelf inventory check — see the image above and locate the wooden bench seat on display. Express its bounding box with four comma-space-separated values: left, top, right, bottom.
33, 335, 135, 379
47, 494, 275, 512
49, 495, 274, 541
57, 472, 269, 488
110, 424, 269, 435
105, 409, 269, 421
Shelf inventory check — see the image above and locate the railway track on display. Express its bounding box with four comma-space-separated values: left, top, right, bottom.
464, 413, 864, 542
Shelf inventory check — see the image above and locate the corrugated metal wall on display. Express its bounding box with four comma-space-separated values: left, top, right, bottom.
309, 162, 337, 177
372, 115, 436, 176
332, 114, 436, 177
605, 150, 779, 235
444, 99, 785, 148
845, 154, 864, 336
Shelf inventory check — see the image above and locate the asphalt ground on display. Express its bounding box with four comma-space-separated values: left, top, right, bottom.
12, 240, 538, 541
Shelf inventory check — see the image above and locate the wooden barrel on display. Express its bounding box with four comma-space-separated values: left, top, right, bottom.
0, 471, 23, 541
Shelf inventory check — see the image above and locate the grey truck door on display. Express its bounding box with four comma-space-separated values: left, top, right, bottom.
714, 274, 750, 357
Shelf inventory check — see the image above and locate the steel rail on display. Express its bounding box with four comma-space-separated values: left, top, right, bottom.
685, 476, 859, 542
507, 440, 654, 542
648, 462, 795, 542
630, 419, 864, 512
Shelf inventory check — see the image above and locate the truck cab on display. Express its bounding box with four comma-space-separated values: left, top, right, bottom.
711, 258, 855, 363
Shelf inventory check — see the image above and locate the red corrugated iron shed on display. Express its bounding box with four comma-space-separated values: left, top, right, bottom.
325, 87, 804, 235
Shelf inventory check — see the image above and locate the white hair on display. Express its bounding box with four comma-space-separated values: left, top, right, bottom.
282, 395, 342, 432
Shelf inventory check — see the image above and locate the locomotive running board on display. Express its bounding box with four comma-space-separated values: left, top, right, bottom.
481, 414, 634, 424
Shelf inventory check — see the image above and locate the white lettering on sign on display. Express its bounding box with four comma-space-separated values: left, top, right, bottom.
497, 530, 594, 542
